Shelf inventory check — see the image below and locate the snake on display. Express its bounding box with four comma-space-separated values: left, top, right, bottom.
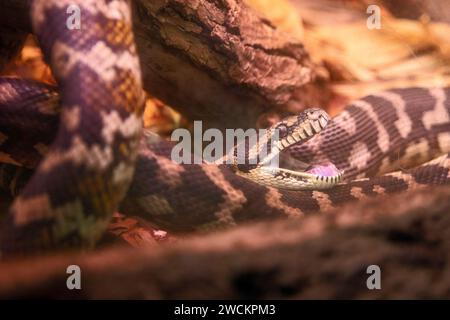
227, 108, 344, 190
0, 0, 450, 256
0, 0, 145, 255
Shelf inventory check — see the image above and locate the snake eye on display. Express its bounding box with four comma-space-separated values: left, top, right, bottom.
307, 110, 318, 119
276, 124, 288, 138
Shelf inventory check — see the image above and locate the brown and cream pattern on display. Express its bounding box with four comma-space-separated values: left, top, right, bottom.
0, 0, 144, 255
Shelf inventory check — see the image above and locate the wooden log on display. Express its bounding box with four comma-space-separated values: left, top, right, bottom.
1, 185, 449, 299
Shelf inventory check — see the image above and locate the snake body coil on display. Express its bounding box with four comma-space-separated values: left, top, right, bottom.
0, 0, 144, 255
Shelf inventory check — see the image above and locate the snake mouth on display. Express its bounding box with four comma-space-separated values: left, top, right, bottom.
256, 108, 344, 189
260, 109, 329, 166
275, 111, 329, 151
305, 162, 343, 184
258, 161, 344, 190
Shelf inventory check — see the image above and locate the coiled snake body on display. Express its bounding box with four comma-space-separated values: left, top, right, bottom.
0, 0, 145, 255
0, 0, 450, 255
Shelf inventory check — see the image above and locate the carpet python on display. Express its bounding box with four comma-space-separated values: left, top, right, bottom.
0, 0, 450, 255
0, 0, 145, 255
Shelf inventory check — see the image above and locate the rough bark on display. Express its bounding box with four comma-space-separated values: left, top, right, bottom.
0, 0, 326, 130
1, 185, 449, 299
133, 0, 329, 130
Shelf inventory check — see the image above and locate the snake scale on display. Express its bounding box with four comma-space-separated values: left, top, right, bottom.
0, 0, 450, 256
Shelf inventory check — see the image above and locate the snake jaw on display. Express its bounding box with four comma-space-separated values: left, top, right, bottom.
240, 108, 344, 190
305, 162, 344, 189
273, 109, 329, 152
271, 108, 330, 155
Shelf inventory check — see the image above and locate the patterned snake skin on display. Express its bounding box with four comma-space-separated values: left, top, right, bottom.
1, 0, 450, 255
0, 0, 144, 255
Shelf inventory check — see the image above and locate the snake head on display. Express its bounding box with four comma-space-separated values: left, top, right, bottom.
246, 108, 343, 190
267, 108, 330, 152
